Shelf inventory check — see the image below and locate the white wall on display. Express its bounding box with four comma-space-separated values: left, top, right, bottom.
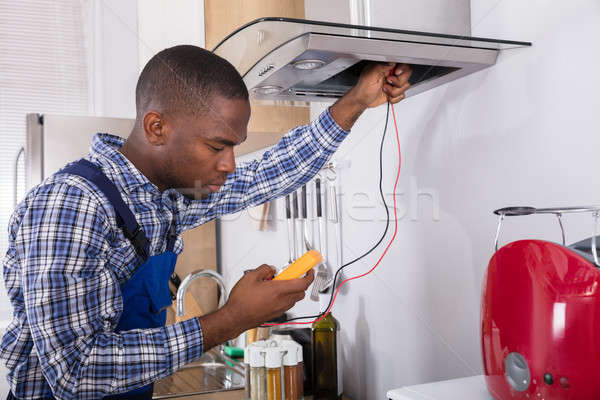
89, 0, 139, 118
219, 1, 600, 398
89, 0, 207, 118
137, 0, 205, 70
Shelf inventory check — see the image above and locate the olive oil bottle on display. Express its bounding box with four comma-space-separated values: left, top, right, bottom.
311, 292, 342, 399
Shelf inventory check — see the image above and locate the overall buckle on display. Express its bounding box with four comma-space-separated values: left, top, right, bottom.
123, 224, 149, 260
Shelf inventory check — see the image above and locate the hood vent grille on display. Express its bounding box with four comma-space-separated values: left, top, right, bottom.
292, 89, 347, 98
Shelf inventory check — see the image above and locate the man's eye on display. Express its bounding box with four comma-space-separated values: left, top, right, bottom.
209, 144, 224, 151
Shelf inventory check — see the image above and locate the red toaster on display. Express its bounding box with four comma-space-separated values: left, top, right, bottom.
481, 206, 600, 400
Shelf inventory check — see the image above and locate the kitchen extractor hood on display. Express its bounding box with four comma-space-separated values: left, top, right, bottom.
212, 18, 531, 103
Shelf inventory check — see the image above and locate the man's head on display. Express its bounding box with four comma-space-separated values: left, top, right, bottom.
126, 45, 250, 198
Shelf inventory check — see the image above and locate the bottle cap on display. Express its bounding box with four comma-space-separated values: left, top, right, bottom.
270, 332, 293, 343
249, 347, 265, 367
282, 340, 303, 363
282, 344, 298, 366
265, 347, 283, 368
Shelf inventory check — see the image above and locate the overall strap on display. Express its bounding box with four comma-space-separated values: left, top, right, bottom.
60, 159, 150, 260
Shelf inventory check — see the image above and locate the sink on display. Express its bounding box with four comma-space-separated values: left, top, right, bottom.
153, 348, 245, 399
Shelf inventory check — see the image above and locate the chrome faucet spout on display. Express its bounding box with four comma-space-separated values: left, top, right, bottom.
176, 269, 227, 317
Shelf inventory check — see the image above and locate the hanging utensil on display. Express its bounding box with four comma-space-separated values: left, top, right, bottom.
301, 184, 308, 248
292, 190, 299, 259
311, 177, 329, 301
285, 194, 294, 266
323, 183, 342, 291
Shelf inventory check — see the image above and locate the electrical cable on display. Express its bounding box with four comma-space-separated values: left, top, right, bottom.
261, 99, 402, 327
263, 103, 391, 325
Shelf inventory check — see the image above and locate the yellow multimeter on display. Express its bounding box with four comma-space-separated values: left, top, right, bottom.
273, 250, 322, 280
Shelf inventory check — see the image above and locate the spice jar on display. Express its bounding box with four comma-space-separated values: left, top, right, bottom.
282, 342, 300, 400
265, 347, 284, 400
250, 346, 267, 400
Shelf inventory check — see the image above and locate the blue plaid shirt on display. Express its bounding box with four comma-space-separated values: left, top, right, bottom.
1, 109, 347, 399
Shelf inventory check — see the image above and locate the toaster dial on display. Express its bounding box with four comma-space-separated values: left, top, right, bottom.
505, 352, 531, 392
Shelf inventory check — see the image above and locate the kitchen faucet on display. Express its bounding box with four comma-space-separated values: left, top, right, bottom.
176, 269, 228, 317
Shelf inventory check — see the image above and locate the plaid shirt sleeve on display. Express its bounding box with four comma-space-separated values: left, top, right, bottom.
179, 107, 349, 229
8, 179, 203, 399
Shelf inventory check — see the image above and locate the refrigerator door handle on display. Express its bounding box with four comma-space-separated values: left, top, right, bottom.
14, 146, 25, 206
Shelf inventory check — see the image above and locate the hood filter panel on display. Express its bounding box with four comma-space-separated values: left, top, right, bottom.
289, 61, 459, 99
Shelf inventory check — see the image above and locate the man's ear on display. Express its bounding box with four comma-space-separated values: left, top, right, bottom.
142, 111, 167, 146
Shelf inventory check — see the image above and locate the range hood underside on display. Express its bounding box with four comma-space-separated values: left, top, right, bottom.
244, 32, 500, 102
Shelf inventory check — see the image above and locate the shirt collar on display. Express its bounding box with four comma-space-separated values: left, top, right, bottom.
87, 133, 159, 194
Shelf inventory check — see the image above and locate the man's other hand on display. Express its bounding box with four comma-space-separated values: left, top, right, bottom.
352, 63, 412, 109
330, 63, 412, 131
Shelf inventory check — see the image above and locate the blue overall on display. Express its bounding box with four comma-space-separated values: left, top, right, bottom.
60, 159, 178, 399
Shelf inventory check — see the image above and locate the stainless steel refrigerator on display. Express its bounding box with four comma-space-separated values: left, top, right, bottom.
25, 113, 135, 190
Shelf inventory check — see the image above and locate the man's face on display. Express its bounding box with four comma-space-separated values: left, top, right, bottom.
161, 95, 251, 199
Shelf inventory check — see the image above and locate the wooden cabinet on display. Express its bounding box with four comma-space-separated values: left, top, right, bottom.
204, 0, 306, 50
205, 0, 310, 156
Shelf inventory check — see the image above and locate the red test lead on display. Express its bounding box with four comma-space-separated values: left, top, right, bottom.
263, 99, 402, 327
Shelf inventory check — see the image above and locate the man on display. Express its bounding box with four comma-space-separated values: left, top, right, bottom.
1, 45, 411, 399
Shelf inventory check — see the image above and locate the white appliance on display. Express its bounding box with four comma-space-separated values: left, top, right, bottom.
387, 376, 493, 400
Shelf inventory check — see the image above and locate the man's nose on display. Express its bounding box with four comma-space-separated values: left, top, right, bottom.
217, 147, 235, 174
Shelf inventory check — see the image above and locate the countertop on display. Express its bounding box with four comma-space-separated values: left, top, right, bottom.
387, 375, 493, 400
155, 389, 352, 400
154, 389, 243, 400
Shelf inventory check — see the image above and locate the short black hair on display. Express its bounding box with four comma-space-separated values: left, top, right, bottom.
135, 45, 248, 120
